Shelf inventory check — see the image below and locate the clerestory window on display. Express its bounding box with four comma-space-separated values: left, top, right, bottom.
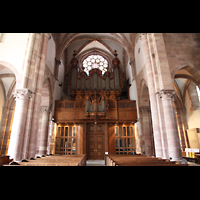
82, 55, 108, 76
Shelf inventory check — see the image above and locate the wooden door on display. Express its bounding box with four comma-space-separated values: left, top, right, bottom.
86, 124, 105, 160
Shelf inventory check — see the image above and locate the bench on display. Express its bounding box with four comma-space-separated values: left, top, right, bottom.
105, 154, 188, 166
0, 156, 13, 166
195, 153, 200, 164
4, 154, 86, 166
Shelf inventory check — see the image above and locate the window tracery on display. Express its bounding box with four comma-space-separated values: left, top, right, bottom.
82, 55, 108, 76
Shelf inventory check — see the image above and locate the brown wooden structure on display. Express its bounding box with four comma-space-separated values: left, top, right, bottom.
54, 52, 137, 160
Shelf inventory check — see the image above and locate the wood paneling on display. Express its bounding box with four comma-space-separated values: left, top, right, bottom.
108, 124, 115, 154
55, 99, 137, 123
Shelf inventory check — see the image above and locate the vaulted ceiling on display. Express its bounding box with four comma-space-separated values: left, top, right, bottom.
52, 33, 136, 69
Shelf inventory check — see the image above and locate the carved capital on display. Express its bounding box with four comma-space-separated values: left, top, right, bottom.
139, 106, 150, 113
158, 89, 176, 100
40, 106, 51, 113
13, 89, 32, 100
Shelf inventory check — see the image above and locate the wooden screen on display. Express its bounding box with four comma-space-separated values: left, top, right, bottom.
55, 125, 77, 154
115, 125, 135, 154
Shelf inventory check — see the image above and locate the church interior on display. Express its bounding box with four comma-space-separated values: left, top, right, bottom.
0, 33, 200, 166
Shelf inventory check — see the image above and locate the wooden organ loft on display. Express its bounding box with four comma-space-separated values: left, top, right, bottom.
54, 51, 137, 159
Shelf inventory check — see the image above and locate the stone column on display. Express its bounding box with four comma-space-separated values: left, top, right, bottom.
27, 33, 50, 158
7, 89, 32, 161
0, 107, 15, 155
21, 33, 36, 88
54, 58, 61, 80
37, 106, 51, 155
159, 90, 183, 161
0, 107, 10, 155
134, 122, 142, 154
140, 106, 153, 156
181, 109, 190, 148
140, 33, 163, 158
176, 108, 186, 151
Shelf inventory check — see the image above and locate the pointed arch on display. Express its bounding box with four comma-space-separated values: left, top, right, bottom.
0, 61, 19, 83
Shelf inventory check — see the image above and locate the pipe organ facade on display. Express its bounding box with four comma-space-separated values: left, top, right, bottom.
54, 51, 137, 159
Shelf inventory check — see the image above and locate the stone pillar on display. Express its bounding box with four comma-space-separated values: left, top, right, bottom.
21, 33, 36, 88
0, 107, 10, 155
140, 33, 163, 158
37, 106, 51, 155
27, 33, 50, 158
159, 90, 182, 161
176, 108, 186, 151
134, 122, 142, 154
181, 109, 190, 148
54, 58, 61, 80
0, 107, 15, 155
7, 89, 32, 161
140, 106, 153, 156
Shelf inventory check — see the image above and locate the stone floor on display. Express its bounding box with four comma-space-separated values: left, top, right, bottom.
86, 160, 200, 166
187, 161, 200, 166
86, 160, 106, 166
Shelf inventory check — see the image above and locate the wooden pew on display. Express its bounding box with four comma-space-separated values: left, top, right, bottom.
195, 153, 200, 164
105, 154, 188, 166
0, 156, 13, 166
4, 154, 86, 166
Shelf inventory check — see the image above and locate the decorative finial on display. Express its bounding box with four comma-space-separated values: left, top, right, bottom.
73, 50, 77, 57
114, 50, 118, 57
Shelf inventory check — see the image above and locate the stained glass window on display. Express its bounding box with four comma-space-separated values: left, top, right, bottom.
83, 55, 108, 76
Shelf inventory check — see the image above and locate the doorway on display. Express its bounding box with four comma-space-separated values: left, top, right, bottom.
86, 123, 105, 160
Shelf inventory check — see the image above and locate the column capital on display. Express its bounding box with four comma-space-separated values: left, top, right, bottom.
13, 89, 33, 100
158, 89, 176, 100
40, 106, 51, 113
139, 106, 151, 113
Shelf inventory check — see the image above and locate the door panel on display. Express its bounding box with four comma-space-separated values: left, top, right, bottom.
96, 135, 104, 159
86, 124, 105, 160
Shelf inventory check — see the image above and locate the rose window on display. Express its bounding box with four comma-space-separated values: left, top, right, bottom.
82, 55, 108, 76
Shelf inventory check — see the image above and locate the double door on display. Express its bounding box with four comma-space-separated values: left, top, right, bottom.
86, 124, 105, 160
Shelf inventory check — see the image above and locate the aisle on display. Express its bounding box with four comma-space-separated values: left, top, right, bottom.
86, 160, 106, 166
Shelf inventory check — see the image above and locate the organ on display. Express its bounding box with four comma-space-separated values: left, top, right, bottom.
54, 51, 137, 158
